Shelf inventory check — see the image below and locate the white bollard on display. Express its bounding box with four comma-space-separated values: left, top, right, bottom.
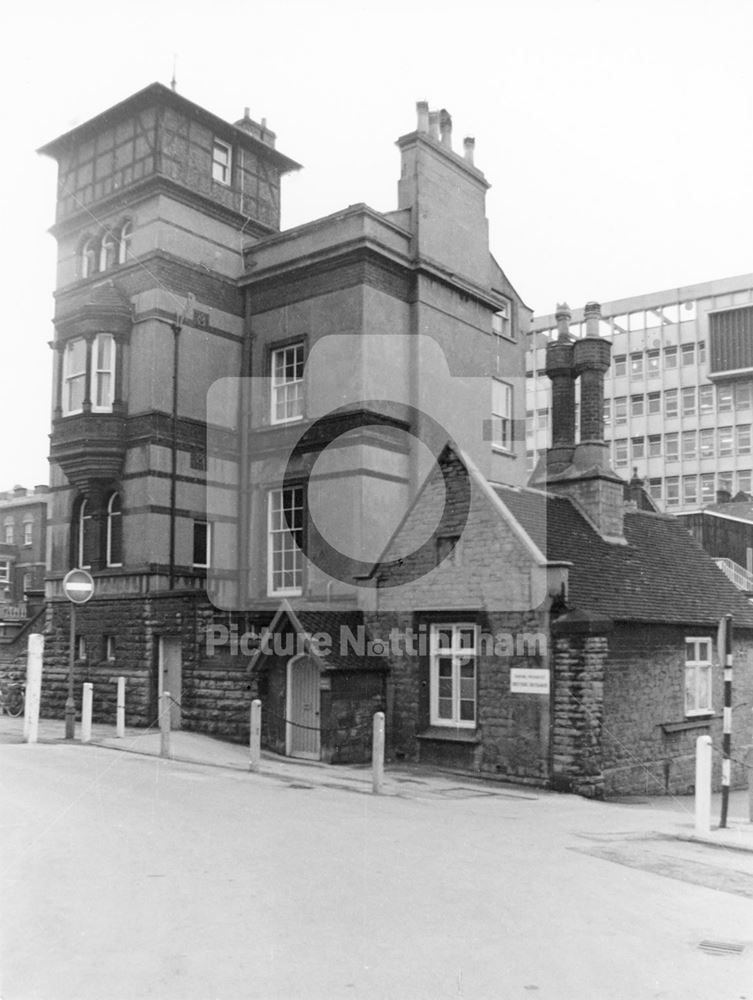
160, 691, 171, 758
249, 699, 262, 772
372, 711, 385, 795
81, 682, 93, 743
24, 633, 44, 744
116, 676, 126, 738
695, 734, 712, 834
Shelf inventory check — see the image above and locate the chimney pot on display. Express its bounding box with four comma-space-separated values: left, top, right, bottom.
428, 110, 440, 141
463, 136, 475, 164
555, 302, 572, 341
439, 109, 452, 148
243, 106, 250, 119
584, 301, 602, 337
416, 101, 429, 133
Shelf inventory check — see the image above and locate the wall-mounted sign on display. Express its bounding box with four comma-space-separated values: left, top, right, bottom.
510, 668, 550, 694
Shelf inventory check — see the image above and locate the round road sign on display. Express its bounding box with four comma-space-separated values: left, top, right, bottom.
62, 568, 95, 605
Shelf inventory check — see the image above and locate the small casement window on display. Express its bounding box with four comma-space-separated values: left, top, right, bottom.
429, 624, 477, 728
491, 301, 511, 339
664, 389, 678, 418
3, 519, 13, 545
22, 572, 33, 593
491, 379, 512, 451
106, 493, 122, 567
192, 520, 211, 569
63, 338, 88, 415
612, 355, 626, 377
268, 486, 303, 596
0, 560, 9, 583
99, 231, 117, 271
76, 499, 94, 569
90, 334, 116, 412
685, 638, 712, 716
118, 220, 132, 265
614, 397, 627, 424
81, 237, 98, 278
105, 635, 116, 661
23, 520, 32, 546
211, 139, 232, 184
271, 343, 305, 424
77, 636, 87, 661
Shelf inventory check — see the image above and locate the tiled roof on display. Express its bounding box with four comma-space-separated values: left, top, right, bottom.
277, 608, 386, 671
492, 484, 753, 627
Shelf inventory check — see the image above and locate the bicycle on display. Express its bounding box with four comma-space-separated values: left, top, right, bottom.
0, 681, 25, 717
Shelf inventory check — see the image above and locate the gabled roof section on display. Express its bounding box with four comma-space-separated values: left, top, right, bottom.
494, 484, 753, 627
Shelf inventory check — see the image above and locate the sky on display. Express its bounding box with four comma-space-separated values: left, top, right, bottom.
1, 0, 752, 489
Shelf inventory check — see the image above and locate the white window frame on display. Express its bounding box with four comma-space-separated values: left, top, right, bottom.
212, 138, 232, 185
106, 493, 122, 568
429, 623, 478, 729
491, 301, 512, 339
63, 338, 88, 416
0, 560, 9, 583
491, 379, 513, 452
685, 638, 712, 716
4, 520, 13, 545
90, 334, 116, 413
270, 344, 305, 425
23, 521, 32, 546
267, 486, 303, 597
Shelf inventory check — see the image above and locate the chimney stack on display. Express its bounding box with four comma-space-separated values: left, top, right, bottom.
439, 109, 452, 148
463, 136, 475, 165
428, 110, 440, 141
545, 304, 576, 462
416, 101, 429, 134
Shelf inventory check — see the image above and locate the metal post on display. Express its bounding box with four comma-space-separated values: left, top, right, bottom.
24, 633, 44, 744
720, 613, 733, 829
695, 734, 712, 835
160, 691, 171, 758
65, 604, 76, 739
116, 676, 126, 738
81, 683, 93, 743
372, 711, 385, 795
249, 699, 261, 772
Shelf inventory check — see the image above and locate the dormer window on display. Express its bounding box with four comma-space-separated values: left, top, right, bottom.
212, 139, 232, 185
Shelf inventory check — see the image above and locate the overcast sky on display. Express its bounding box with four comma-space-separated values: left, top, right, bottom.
2, 0, 752, 488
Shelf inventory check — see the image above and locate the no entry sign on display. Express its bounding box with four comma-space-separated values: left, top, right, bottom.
62, 568, 95, 604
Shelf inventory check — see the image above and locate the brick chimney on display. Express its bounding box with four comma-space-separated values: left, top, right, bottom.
530, 300, 626, 544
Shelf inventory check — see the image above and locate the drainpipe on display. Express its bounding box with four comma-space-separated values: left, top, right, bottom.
169, 320, 181, 590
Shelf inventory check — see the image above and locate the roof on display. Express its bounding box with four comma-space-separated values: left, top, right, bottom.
492, 483, 753, 628
38, 82, 301, 174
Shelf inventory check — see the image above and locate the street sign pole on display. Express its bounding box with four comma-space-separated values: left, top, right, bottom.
65, 603, 76, 739
62, 568, 95, 740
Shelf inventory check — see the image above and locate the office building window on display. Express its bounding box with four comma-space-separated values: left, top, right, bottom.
681, 344, 695, 367
491, 380, 513, 451
717, 385, 733, 413
647, 350, 660, 377
735, 383, 752, 410
630, 353, 643, 378
649, 478, 663, 500
737, 425, 751, 456
699, 428, 715, 457
537, 408, 548, 429
682, 430, 696, 460
613, 355, 626, 377
699, 384, 714, 414
0, 560, 8, 584
631, 437, 645, 460
666, 477, 680, 505
737, 470, 752, 495
697, 341, 706, 365
212, 138, 232, 184
603, 399, 610, 425
271, 343, 305, 424
665, 389, 678, 418
614, 439, 628, 466
700, 474, 715, 504
665, 433, 679, 461
664, 346, 678, 369
268, 486, 304, 596
630, 395, 644, 417
683, 475, 698, 505
648, 392, 661, 415
685, 639, 712, 716
648, 435, 662, 457
718, 472, 733, 494
526, 411, 534, 435
614, 397, 627, 425
681, 387, 696, 417
430, 624, 477, 728
81, 237, 98, 278
718, 426, 734, 457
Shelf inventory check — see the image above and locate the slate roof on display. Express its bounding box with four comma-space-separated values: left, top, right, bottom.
254, 603, 386, 671
492, 483, 753, 628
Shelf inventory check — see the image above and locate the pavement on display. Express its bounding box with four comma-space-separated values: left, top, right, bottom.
3, 713, 753, 852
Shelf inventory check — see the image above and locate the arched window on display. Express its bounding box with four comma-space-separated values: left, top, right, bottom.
99, 231, 117, 271
106, 493, 122, 567
81, 237, 98, 279
118, 220, 132, 265
75, 499, 93, 569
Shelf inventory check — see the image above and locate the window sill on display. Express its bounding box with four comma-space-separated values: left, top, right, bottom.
491, 446, 515, 458
661, 716, 715, 734
417, 726, 480, 744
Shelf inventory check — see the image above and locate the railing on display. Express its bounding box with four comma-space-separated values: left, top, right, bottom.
715, 557, 753, 592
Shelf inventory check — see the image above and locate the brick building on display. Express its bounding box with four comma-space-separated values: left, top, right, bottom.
38, 86, 530, 741
0, 486, 49, 653
368, 302, 753, 796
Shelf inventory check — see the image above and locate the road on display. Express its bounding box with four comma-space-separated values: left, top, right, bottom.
1, 742, 752, 1000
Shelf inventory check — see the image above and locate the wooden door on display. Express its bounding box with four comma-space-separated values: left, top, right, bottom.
286, 655, 320, 759
158, 637, 182, 730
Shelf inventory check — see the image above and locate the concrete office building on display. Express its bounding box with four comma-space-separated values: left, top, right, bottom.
527, 273, 753, 512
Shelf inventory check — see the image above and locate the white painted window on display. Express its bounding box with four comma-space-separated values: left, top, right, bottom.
63, 338, 87, 415
430, 624, 477, 728
491, 301, 511, 339
3, 520, 13, 545
491, 379, 512, 451
271, 344, 304, 424
90, 334, 115, 412
23, 520, 32, 546
685, 638, 712, 716
212, 139, 232, 184
0, 560, 9, 583
268, 487, 303, 596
